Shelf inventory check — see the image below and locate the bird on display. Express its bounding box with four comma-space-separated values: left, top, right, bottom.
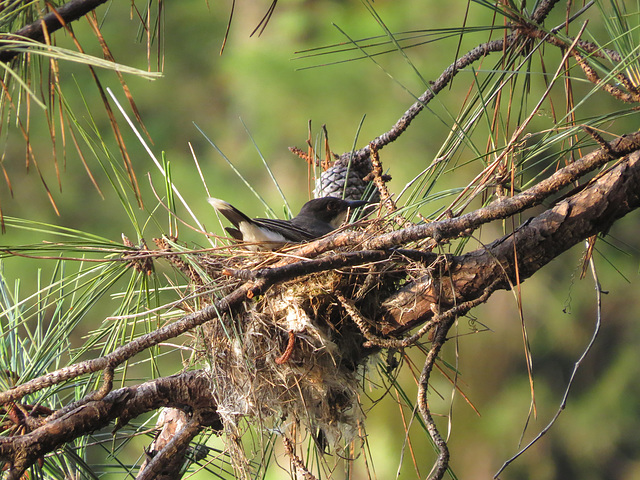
208, 196, 368, 250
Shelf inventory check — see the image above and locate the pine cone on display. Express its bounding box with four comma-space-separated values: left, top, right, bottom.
314, 154, 378, 201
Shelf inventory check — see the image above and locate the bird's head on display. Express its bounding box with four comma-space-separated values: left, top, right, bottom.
297, 197, 369, 228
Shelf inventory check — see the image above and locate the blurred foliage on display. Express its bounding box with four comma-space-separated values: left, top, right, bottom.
0, 0, 640, 479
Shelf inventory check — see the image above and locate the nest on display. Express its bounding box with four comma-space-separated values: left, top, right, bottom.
190, 243, 405, 474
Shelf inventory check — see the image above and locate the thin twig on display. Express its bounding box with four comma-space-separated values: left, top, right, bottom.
282, 435, 318, 480
494, 253, 603, 478
418, 317, 450, 480
0, 283, 256, 405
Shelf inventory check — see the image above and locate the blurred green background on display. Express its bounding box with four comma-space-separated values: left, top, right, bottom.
1, 0, 639, 479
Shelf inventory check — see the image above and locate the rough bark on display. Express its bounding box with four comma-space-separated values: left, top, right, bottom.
0, 371, 219, 479
377, 151, 640, 333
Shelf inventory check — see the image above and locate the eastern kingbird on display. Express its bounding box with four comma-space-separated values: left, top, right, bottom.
208, 196, 368, 250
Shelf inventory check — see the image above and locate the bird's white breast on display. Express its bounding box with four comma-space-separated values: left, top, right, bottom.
239, 221, 288, 250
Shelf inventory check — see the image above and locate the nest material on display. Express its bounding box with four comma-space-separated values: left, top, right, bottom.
204, 270, 375, 447
190, 240, 409, 478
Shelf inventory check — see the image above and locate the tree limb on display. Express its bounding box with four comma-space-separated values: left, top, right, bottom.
285, 131, 640, 260
0, 370, 219, 479
0, 285, 252, 405
0, 0, 110, 63
4, 131, 639, 408
377, 150, 640, 334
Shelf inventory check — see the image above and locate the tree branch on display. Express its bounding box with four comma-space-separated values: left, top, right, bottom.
337, 0, 625, 166
4, 131, 639, 407
0, 370, 220, 479
378, 150, 640, 333
287, 131, 640, 259
0, 0, 110, 63
0, 285, 252, 405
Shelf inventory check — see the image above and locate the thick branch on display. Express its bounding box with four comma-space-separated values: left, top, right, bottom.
0, 0, 109, 63
378, 150, 640, 333
0, 370, 219, 479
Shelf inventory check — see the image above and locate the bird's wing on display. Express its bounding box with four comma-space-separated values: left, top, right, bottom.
253, 218, 318, 242
224, 227, 243, 241
208, 197, 317, 244
290, 216, 334, 237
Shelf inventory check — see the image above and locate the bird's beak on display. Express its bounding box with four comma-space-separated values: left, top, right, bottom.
345, 200, 370, 209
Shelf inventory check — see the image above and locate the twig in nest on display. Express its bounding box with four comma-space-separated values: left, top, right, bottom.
336, 293, 392, 347
122, 235, 153, 275
583, 126, 614, 154
275, 330, 296, 364
153, 237, 203, 286
227, 250, 393, 284
282, 435, 318, 480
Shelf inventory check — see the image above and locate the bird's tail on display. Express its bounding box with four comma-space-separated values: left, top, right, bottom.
207, 198, 252, 228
